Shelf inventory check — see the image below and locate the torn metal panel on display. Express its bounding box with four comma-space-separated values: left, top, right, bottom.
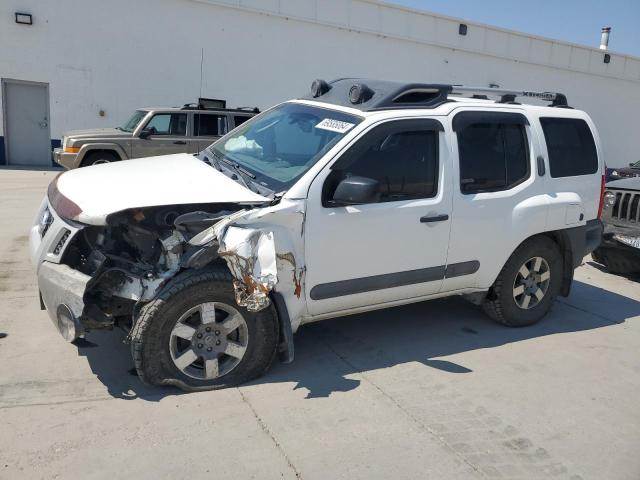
213, 199, 308, 328
218, 226, 278, 312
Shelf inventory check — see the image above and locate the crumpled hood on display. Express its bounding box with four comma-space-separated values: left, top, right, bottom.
53, 154, 268, 225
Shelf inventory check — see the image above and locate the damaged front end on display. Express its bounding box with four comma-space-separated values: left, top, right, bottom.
218, 227, 277, 312
43, 194, 306, 348
56, 204, 240, 339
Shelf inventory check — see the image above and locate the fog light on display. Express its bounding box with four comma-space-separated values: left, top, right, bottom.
311, 79, 331, 98
349, 83, 374, 104
56, 304, 78, 342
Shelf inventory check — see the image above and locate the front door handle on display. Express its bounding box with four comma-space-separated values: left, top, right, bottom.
420, 214, 449, 223
173, 140, 187, 145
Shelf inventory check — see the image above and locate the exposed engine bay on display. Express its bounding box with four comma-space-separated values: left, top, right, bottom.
61, 203, 241, 330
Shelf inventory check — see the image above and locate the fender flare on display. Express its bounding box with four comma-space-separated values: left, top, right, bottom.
76, 143, 128, 166
271, 292, 295, 364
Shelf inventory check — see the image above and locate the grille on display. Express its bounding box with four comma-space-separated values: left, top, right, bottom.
611, 191, 640, 222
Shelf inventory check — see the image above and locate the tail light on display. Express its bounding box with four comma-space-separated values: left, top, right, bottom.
48, 173, 82, 221
597, 174, 606, 219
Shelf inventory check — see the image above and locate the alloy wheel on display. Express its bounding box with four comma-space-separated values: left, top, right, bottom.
512, 256, 551, 310
169, 302, 249, 380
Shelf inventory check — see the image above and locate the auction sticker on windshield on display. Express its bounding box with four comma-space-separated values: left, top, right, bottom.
315, 118, 355, 134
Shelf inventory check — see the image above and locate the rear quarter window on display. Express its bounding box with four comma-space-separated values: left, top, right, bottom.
540, 118, 598, 178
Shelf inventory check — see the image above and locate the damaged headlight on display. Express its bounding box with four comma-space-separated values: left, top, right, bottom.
38, 206, 54, 238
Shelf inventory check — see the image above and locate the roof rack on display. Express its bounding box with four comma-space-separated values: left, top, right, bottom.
450, 86, 569, 107
301, 78, 570, 111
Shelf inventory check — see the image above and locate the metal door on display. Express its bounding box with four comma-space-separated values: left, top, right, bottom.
2, 79, 51, 166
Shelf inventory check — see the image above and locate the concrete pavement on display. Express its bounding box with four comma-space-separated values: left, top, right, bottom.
0, 169, 639, 480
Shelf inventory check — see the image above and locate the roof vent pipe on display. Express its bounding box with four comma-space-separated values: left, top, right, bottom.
600, 27, 611, 50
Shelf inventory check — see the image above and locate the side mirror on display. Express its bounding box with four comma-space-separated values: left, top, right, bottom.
331, 176, 379, 206
139, 127, 155, 139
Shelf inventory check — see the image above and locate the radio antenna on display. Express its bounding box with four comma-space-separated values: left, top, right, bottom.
199, 48, 204, 99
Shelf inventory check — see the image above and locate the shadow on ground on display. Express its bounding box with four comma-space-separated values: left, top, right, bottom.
79, 279, 640, 401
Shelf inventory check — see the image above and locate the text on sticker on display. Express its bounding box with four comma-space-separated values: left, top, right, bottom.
315, 118, 355, 134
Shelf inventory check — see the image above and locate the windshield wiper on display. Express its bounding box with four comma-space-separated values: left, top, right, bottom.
209, 150, 259, 192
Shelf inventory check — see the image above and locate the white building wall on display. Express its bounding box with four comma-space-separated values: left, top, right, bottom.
1, 0, 639, 166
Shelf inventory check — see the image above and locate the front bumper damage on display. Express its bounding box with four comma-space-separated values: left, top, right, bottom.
38, 262, 91, 341
33, 192, 307, 346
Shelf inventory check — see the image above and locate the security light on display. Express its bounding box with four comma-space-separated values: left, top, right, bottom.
15, 12, 32, 25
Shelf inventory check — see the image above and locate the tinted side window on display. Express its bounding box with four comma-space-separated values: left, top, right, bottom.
457, 121, 529, 194
325, 120, 440, 204
194, 114, 227, 136
234, 115, 251, 127
146, 113, 187, 136
540, 118, 598, 178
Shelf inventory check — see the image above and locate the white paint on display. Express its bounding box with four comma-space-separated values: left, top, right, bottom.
0, 0, 638, 166
56, 153, 267, 225
32, 96, 605, 331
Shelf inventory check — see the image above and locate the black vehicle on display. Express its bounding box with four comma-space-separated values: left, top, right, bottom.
592, 177, 640, 274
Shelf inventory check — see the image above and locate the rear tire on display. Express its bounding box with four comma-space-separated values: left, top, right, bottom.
483, 236, 563, 327
130, 268, 279, 391
80, 151, 118, 167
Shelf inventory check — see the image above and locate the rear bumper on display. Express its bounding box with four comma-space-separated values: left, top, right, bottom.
53, 148, 77, 169
565, 219, 603, 267
38, 262, 90, 341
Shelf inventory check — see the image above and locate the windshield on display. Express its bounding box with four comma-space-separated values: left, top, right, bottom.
632, 160, 640, 168
208, 103, 362, 192
120, 110, 147, 132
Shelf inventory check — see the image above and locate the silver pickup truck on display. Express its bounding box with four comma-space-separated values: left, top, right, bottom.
54, 105, 257, 168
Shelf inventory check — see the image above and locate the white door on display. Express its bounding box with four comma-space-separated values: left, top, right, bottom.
2, 79, 51, 166
443, 109, 546, 293
304, 118, 453, 316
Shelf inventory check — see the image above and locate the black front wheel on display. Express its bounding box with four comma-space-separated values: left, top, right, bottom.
130, 268, 279, 391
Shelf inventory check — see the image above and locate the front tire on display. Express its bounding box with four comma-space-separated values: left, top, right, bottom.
483, 236, 563, 327
80, 151, 118, 167
130, 268, 279, 391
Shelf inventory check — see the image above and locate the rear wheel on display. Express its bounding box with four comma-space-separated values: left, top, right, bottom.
483, 236, 562, 327
130, 268, 279, 391
80, 151, 118, 167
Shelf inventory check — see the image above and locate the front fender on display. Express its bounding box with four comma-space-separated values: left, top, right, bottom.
76, 143, 129, 166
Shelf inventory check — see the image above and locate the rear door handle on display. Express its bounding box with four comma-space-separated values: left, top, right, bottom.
420, 214, 449, 223
173, 140, 187, 145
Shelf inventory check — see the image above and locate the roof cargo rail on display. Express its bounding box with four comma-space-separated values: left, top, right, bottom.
450, 86, 569, 107
302, 78, 570, 110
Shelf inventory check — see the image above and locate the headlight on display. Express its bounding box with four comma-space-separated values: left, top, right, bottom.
610, 170, 619, 177
38, 206, 54, 237
603, 191, 617, 209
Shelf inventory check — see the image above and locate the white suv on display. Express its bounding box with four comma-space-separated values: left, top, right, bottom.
30, 79, 604, 390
